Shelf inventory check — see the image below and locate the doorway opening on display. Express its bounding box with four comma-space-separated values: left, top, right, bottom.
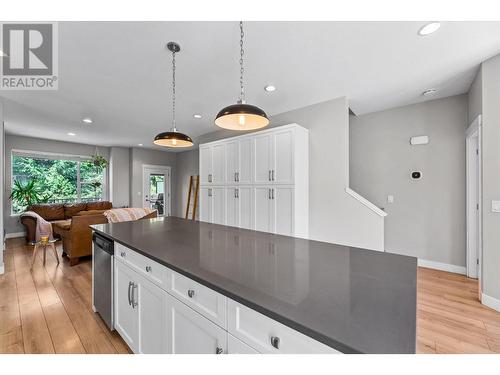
143, 165, 171, 217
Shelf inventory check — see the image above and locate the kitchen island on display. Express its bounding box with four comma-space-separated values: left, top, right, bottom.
91, 217, 416, 354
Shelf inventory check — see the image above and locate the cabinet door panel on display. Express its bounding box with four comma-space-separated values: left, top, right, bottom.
254, 135, 272, 184
225, 188, 238, 227
254, 187, 271, 233
137, 274, 167, 354
200, 146, 212, 184
114, 259, 138, 352
212, 144, 226, 183
273, 130, 294, 184
212, 187, 225, 225
239, 187, 253, 230
199, 187, 212, 223
166, 294, 227, 354
226, 141, 239, 184
228, 334, 259, 354
239, 138, 253, 184
274, 187, 294, 236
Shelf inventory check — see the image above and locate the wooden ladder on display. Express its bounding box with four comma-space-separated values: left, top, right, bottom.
185, 175, 200, 220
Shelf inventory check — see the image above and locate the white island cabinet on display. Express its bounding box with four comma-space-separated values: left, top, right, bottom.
113, 242, 339, 354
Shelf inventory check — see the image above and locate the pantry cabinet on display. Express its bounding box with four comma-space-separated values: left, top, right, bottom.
199, 124, 309, 238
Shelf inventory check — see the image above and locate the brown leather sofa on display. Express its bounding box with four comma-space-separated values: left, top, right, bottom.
21, 201, 113, 265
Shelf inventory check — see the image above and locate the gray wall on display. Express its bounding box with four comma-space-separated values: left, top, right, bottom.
109, 147, 130, 208
1, 101, 4, 273
350, 95, 468, 266
3, 134, 110, 234
186, 97, 385, 249
174, 149, 199, 218
468, 67, 483, 124
129, 147, 177, 214
481, 54, 500, 303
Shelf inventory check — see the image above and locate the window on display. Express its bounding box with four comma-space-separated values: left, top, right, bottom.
11, 151, 106, 214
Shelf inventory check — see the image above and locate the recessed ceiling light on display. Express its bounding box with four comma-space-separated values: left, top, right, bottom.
422, 89, 437, 96
82, 117, 93, 124
418, 22, 441, 36
193, 114, 202, 119
138, 143, 143, 146
264, 85, 277, 92
67, 132, 76, 136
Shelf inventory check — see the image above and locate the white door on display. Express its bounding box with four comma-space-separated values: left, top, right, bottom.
254, 135, 272, 184
254, 187, 272, 233
228, 334, 259, 354
273, 186, 294, 236
212, 144, 226, 184
165, 294, 227, 354
239, 187, 253, 230
226, 187, 239, 227
239, 138, 253, 184
114, 259, 139, 352
273, 130, 294, 184
199, 187, 212, 223
143, 166, 171, 216
212, 187, 225, 225
200, 146, 212, 184
137, 274, 168, 354
226, 141, 239, 184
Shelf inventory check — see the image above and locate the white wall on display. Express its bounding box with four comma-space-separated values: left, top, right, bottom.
350, 95, 468, 267
0, 100, 4, 274
468, 67, 483, 124
109, 146, 130, 207
3, 134, 110, 235
129, 147, 177, 212
480, 53, 500, 308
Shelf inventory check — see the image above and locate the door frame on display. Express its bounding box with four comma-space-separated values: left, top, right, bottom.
142, 164, 171, 217
465, 115, 482, 286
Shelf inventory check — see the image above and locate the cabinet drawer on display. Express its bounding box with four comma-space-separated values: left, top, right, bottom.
166, 269, 227, 329
115, 242, 167, 289
227, 299, 339, 354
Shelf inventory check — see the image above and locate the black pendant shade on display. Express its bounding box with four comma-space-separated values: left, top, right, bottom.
153, 130, 193, 148
215, 102, 269, 131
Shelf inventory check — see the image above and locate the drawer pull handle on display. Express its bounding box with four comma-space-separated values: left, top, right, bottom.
215, 346, 223, 354
121, 252, 126, 257
187, 289, 195, 298
145, 266, 152, 273
270, 336, 280, 349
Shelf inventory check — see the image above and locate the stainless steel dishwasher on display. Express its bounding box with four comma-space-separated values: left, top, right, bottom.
92, 232, 114, 330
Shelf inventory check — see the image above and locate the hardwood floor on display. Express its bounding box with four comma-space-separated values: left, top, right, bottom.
1, 237, 500, 354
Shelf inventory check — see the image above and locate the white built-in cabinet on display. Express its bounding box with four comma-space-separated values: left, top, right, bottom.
199, 124, 309, 238
112, 241, 338, 354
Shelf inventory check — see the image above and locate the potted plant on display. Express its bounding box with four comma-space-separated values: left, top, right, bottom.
9, 179, 52, 212
91, 155, 108, 171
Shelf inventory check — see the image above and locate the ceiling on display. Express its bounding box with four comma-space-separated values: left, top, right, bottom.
2, 21, 500, 151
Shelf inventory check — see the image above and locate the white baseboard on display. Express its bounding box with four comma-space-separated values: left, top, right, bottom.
0, 263, 4, 275
482, 293, 500, 312
418, 258, 467, 275
5, 231, 26, 239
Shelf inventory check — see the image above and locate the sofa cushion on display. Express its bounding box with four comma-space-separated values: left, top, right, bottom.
75, 209, 106, 216
51, 219, 72, 231
28, 204, 65, 221
86, 201, 112, 210
64, 203, 87, 219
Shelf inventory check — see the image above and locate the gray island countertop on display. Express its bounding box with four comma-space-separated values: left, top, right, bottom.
91, 217, 416, 354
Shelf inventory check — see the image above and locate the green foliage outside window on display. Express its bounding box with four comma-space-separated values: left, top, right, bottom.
11, 155, 105, 214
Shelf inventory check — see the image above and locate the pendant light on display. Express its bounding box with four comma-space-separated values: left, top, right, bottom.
215, 22, 269, 131
154, 42, 193, 148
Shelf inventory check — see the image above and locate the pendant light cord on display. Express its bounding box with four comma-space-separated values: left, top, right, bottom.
239, 21, 245, 104
172, 47, 177, 132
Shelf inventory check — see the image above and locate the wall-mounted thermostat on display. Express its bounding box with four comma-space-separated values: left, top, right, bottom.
411, 171, 422, 180
410, 135, 429, 145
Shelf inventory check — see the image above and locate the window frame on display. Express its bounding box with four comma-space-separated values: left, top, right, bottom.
10, 149, 108, 215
